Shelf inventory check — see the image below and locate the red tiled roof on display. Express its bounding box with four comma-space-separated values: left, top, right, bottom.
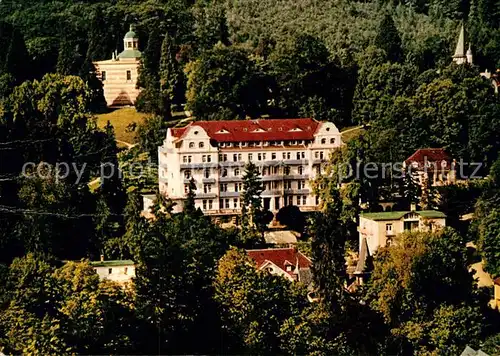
171, 118, 320, 142
246, 247, 312, 277
405, 148, 452, 164
494, 277, 500, 286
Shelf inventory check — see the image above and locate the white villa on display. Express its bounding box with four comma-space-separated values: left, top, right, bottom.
94, 25, 141, 106
90, 258, 136, 284
147, 118, 342, 218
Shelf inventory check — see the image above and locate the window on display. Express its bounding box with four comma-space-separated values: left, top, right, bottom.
188, 156, 192, 163
302, 196, 307, 205
220, 183, 228, 192
286, 265, 293, 272
298, 180, 306, 189
207, 155, 211, 162
288, 196, 293, 206
184, 170, 191, 179
233, 153, 242, 162
272, 153, 276, 160
223, 154, 228, 162
203, 200, 207, 210
183, 156, 188, 163
272, 166, 279, 174
258, 153, 262, 161
127, 42, 132, 48
204, 169, 210, 178
330, 138, 336, 144
199, 142, 204, 148
203, 184, 211, 193
285, 152, 291, 160
202, 155, 207, 163
126, 70, 131, 81
320, 151, 324, 160
262, 153, 267, 161
386, 224, 393, 235
124, 267, 128, 275
284, 166, 290, 175
208, 200, 213, 209
234, 168, 240, 176
298, 166, 304, 175
285, 181, 292, 189
296, 196, 302, 205
225, 199, 230, 209
262, 167, 267, 176
316, 165, 321, 174
321, 138, 326, 144
296, 152, 301, 160
189, 142, 195, 148
108, 268, 113, 274
233, 198, 238, 208
315, 196, 320, 205
315, 152, 319, 159
248, 153, 253, 161
222, 169, 228, 177
101, 71, 107, 81
184, 184, 190, 193
235, 183, 242, 192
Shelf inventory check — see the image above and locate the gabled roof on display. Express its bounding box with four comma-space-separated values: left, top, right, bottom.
360, 210, 446, 221
405, 148, 452, 165
171, 118, 321, 143
246, 247, 312, 278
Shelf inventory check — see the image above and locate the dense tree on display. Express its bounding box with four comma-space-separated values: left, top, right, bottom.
366, 228, 484, 354
375, 14, 403, 62
185, 45, 268, 120
241, 161, 265, 240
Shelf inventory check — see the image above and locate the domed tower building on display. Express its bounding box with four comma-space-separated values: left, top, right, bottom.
94, 25, 142, 107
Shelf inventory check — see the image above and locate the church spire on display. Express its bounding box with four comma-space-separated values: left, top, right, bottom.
453, 23, 472, 65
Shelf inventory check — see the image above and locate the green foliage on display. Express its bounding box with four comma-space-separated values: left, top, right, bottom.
478, 209, 500, 277
214, 247, 308, 353
366, 228, 484, 354
375, 14, 403, 62
186, 45, 268, 120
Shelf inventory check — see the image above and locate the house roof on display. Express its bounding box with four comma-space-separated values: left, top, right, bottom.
117, 49, 141, 59
171, 118, 322, 143
90, 260, 135, 267
405, 148, 452, 165
360, 210, 446, 221
246, 247, 312, 277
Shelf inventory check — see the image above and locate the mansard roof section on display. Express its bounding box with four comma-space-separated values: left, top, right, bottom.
170, 118, 328, 142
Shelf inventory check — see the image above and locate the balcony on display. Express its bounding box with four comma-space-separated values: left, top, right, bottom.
202, 178, 216, 184
180, 162, 219, 169
219, 161, 246, 168
219, 191, 241, 198
219, 176, 242, 183
195, 193, 217, 199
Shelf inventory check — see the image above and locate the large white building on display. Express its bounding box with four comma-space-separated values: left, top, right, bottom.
150, 118, 342, 216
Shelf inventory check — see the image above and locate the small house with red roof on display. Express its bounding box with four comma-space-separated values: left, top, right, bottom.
403, 148, 456, 187
246, 247, 313, 284
151, 118, 342, 218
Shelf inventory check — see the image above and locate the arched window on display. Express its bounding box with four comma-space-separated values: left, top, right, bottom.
330, 138, 335, 144
189, 142, 195, 148
321, 138, 326, 144
199, 142, 204, 148
234, 168, 240, 176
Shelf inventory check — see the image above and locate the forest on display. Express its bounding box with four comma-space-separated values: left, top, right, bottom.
1, 0, 500, 354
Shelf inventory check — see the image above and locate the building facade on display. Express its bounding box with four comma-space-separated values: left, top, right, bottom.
94, 25, 141, 107
358, 210, 446, 256
90, 259, 136, 284
403, 148, 456, 187
153, 118, 342, 216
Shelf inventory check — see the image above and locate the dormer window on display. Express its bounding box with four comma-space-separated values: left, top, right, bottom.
199, 142, 204, 148
330, 138, 335, 144
189, 142, 195, 148
216, 128, 229, 134
289, 127, 302, 132
286, 265, 294, 272
252, 128, 266, 133
321, 138, 326, 144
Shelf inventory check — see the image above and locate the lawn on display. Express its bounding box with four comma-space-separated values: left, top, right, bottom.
341, 125, 366, 142
96, 107, 148, 145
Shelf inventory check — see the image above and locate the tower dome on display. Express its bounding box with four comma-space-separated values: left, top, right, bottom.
119, 24, 141, 59
124, 25, 137, 40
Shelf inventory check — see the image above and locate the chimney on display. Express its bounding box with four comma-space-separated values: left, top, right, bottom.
410, 203, 417, 212
100, 254, 104, 262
